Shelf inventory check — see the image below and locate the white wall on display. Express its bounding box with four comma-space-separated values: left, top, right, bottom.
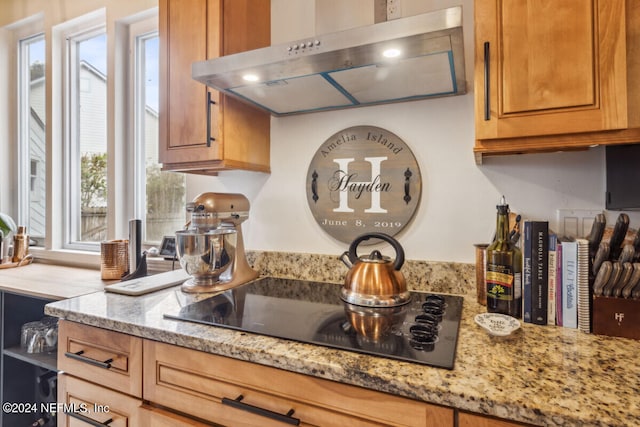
2, 0, 637, 264
187, 0, 640, 264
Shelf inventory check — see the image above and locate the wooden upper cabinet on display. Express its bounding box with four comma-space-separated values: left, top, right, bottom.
159, 0, 271, 174
476, 0, 626, 139
160, 0, 209, 156
474, 0, 640, 163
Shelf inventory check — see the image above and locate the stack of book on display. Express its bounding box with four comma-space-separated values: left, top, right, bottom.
521, 220, 590, 330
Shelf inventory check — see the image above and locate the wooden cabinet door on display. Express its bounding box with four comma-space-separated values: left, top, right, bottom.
58, 374, 141, 427
144, 340, 454, 427
459, 411, 536, 427
159, 0, 222, 166
139, 405, 215, 426
475, 0, 627, 140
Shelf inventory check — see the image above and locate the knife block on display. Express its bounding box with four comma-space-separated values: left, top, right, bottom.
592, 296, 640, 340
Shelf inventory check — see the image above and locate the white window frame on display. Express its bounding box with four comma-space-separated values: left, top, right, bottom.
17, 32, 46, 242
128, 12, 186, 247
129, 18, 158, 240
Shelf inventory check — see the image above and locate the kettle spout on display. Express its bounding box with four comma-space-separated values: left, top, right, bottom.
339, 251, 353, 268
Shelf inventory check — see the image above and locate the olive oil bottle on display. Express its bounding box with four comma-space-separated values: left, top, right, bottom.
486, 196, 522, 318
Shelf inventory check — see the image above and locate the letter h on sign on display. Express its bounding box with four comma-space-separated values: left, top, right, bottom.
332, 157, 388, 214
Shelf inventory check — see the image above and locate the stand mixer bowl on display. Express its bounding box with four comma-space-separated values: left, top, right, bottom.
176, 228, 237, 290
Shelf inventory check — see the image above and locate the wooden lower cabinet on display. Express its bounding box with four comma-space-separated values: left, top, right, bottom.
56, 321, 536, 427
458, 412, 535, 427
139, 405, 214, 426
143, 340, 453, 427
57, 374, 141, 426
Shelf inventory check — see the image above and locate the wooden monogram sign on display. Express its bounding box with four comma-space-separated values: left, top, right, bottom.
306, 126, 422, 244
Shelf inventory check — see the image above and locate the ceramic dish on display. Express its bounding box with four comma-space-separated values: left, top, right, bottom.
474, 313, 521, 336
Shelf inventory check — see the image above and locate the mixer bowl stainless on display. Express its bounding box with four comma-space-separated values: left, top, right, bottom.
176, 228, 237, 290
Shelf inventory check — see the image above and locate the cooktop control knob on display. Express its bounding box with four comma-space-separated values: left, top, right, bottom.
408, 294, 448, 352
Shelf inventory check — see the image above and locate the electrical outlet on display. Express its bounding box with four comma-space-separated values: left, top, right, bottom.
556, 209, 603, 239
387, 0, 402, 20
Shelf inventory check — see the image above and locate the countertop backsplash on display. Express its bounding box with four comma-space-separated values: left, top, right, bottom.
247, 250, 476, 295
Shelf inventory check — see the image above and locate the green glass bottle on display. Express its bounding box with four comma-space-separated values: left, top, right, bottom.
486, 196, 522, 318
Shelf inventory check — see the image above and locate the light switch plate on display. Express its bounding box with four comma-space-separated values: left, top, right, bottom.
556, 209, 603, 239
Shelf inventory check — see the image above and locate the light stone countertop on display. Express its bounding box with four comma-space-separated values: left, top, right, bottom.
36, 253, 640, 426
44, 253, 640, 427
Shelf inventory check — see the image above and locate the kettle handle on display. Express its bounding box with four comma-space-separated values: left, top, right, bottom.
347, 232, 405, 271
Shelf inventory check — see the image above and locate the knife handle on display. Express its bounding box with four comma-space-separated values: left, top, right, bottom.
632, 230, 640, 262
612, 262, 634, 298
592, 242, 610, 276
602, 262, 622, 297
619, 244, 635, 264
593, 261, 612, 297
623, 263, 640, 299
609, 213, 630, 260
632, 279, 640, 299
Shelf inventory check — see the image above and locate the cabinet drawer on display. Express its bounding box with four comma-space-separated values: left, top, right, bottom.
58, 320, 143, 397
139, 405, 216, 427
58, 373, 141, 427
458, 412, 537, 427
144, 341, 453, 427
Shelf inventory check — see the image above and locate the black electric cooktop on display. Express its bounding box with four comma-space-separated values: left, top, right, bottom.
164, 277, 463, 369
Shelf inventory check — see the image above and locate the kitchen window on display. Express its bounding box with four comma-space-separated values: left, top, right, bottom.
65, 27, 108, 249
6, 7, 184, 264
17, 33, 46, 244
130, 21, 186, 245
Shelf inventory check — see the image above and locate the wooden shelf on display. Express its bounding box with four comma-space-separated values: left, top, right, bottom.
3, 346, 57, 371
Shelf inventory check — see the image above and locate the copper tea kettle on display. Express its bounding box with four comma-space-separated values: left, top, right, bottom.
339, 233, 411, 307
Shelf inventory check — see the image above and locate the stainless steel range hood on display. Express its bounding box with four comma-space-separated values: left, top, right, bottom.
192, 6, 466, 116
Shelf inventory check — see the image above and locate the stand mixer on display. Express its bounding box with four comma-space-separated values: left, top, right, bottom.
176, 192, 258, 293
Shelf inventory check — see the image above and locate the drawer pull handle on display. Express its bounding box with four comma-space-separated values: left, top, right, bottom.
65, 350, 113, 369
222, 395, 300, 426
65, 410, 113, 426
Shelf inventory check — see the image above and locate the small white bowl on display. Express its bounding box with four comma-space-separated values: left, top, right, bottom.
474, 313, 521, 336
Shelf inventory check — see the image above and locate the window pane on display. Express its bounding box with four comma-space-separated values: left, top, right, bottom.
75, 32, 107, 243
137, 34, 185, 244
20, 35, 46, 241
